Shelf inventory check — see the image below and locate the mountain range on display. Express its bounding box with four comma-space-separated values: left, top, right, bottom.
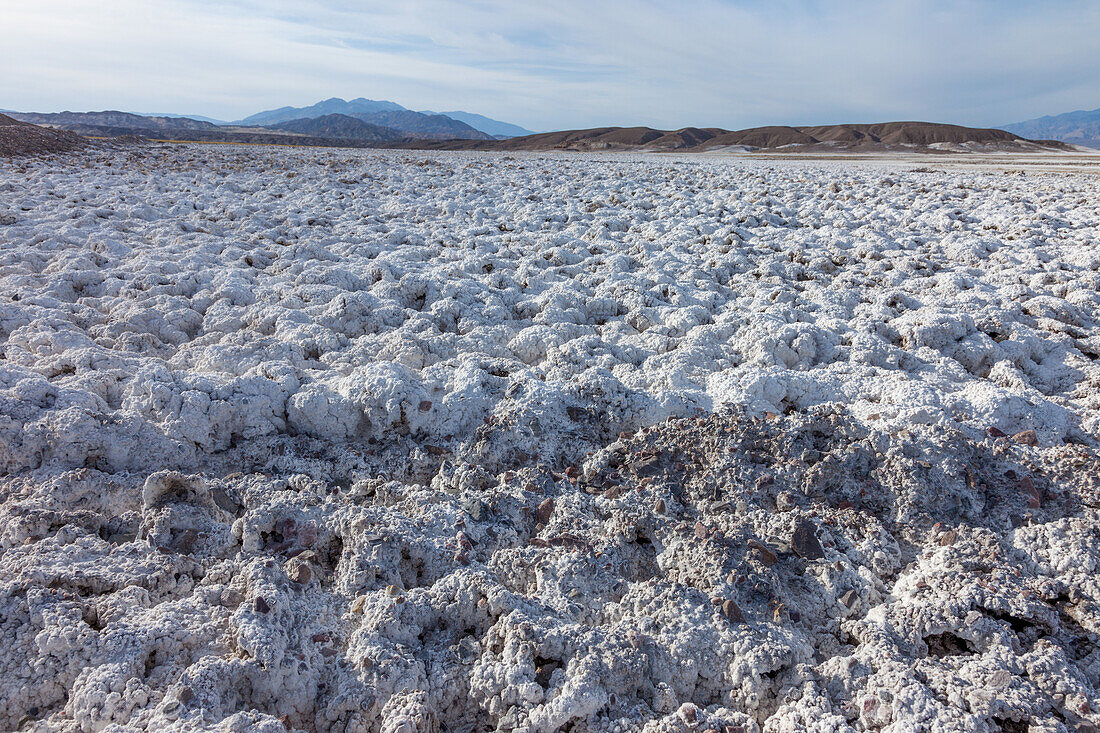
1000, 108, 1100, 148
234, 98, 533, 138
3, 98, 534, 142
236, 97, 405, 126
10, 110, 220, 131
4, 99, 1095, 155
423, 110, 533, 139
270, 114, 403, 142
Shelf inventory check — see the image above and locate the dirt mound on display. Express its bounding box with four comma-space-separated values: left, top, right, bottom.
0, 114, 86, 157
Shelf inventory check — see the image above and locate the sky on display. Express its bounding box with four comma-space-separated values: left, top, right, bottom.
2, 0, 1099, 131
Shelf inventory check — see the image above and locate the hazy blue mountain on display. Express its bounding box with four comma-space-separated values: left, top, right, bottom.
138, 112, 228, 125
238, 98, 406, 126
271, 114, 403, 142
350, 110, 491, 140
1001, 108, 1100, 148
435, 111, 534, 138
238, 98, 529, 138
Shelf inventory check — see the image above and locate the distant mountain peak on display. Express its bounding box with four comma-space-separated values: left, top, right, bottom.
236, 98, 406, 126
437, 111, 534, 138
1000, 107, 1100, 148
236, 98, 531, 138
270, 113, 403, 142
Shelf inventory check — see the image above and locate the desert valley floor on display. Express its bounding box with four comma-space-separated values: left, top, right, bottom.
1, 145, 1099, 732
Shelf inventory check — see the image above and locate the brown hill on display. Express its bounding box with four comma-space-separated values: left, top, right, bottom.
0, 114, 86, 157
701, 126, 819, 149
389, 120, 1073, 153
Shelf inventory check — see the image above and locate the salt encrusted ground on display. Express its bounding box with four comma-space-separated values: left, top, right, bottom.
0, 145, 1098, 732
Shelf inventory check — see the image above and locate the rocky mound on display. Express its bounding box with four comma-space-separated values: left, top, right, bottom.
0, 114, 85, 157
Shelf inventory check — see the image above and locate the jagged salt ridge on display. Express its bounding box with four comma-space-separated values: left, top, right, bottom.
0, 146, 1098, 731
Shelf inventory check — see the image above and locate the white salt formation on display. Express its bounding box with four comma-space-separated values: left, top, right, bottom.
0, 145, 1098, 731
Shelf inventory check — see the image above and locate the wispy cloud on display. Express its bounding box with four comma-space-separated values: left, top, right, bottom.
2, 0, 1098, 129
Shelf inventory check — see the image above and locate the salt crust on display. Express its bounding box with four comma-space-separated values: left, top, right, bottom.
0, 147, 1098, 731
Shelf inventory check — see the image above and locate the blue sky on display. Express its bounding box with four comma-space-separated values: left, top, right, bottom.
2, 0, 1098, 130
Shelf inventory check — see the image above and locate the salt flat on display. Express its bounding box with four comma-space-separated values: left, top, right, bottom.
1, 145, 1098, 732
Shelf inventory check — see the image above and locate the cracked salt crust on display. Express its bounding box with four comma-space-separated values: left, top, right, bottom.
0, 145, 1098, 732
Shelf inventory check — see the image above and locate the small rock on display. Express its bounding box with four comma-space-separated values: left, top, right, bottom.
939, 529, 957, 546
839, 590, 858, 609
987, 426, 1007, 438
172, 528, 198, 553
1012, 429, 1039, 446
748, 539, 778, 566
567, 405, 590, 421
210, 486, 239, 514
161, 699, 181, 719
298, 521, 317, 547
254, 597, 271, 614
694, 521, 709, 539
791, 520, 825, 560
418, 399, 432, 412
287, 561, 311, 585
536, 498, 555, 525
721, 599, 746, 623
463, 497, 483, 520
177, 686, 193, 704
654, 498, 666, 514
1020, 476, 1042, 508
